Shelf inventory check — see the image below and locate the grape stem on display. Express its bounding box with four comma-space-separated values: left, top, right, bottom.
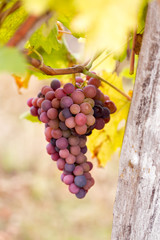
83, 69, 132, 101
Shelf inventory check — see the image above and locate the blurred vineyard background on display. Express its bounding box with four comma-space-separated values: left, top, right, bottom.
0, 73, 119, 240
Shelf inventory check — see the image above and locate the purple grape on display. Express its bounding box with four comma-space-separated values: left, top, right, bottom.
76, 189, 87, 199
40, 112, 49, 123
55, 88, 66, 99
95, 118, 105, 130
62, 108, 72, 119
83, 85, 97, 98
50, 138, 56, 146
30, 106, 38, 116
27, 98, 33, 107
64, 163, 75, 172
63, 83, 75, 94
60, 96, 73, 108
57, 158, 65, 170
50, 79, 61, 90
93, 105, 103, 118
45, 91, 55, 100
46, 143, 56, 155
94, 100, 104, 106
74, 175, 87, 187
81, 146, 87, 154
59, 121, 68, 131
68, 136, 80, 146
41, 100, 52, 111
47, 108, 58, 119
51, 152, 59, 161
102, 107, 110, 118
37, 92, 44, 98
62, 129, 71, 138
55, 146, 60, 152
56, 137, 68, 149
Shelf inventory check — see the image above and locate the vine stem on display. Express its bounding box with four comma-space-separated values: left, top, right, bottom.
129, 29, 137, 75
83, 69, 131, 101
0, 1, 21, 25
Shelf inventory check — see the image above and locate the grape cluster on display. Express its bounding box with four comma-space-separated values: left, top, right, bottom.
27, 74, 116, 199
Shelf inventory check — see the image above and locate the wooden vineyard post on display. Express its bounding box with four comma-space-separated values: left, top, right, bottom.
111, 1, 160, 239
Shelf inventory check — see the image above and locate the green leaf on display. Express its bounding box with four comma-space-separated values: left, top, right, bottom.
20, 111, 40, 123
29, 19, 61, 54
0, 5, 27, 45
0, 47, 27, 74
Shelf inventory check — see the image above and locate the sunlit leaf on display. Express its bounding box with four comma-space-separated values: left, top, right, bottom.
20, 111, 40, 122
87, 72, 131, 167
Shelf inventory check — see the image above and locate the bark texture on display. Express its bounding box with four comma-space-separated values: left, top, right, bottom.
111, 1, 160, 240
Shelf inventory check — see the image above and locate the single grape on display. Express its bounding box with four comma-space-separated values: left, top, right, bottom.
59, 121, 68, 131
65, 117, 76, 129
37, 98, 44, 108
60, 96, 73, 108
104, 100, 117, 114
51, 128, 63, 139
63, 175, 74, 185
70, 104, 80, 115
102, 107, 110, 119
63, 83, 75, 94
80, 102, 92, 115
51, 98, 60, 108
55, 88, 66, 99
75, 124, 87, 135
41, 86, 53, 95
48, 119, 59, 129
30, 106, 38, 116
81, 162, 90, 172
70, 145, 81, 156
81, 146, 87, 154
73, 166, 84, 176
68, 136, 80, 146
79, 137, 87, 148
69, 183, 80, 194
83, 85, 97, 98
62, 129, 71, 138
64, 163, 75, 172
88, 77, 101, 88
104, 116, 110, 123
59, 149, 69, 159
56, 137, 68, 149
95, 118, 105, 130
45, 91, 55, 101
62, 108, 72, 119
50, 79, 61, 90
86, 114, 96, 126
40, 112, 49, 123
76, 153, 87, 164
93, 105, 103, 118
47, 108, 58, 120
46, 143, 56, 155
66, 154, 76, 164
45, 127, 52, 139
41, 100, 52, 111
51, 152, 59, 161
57, 158, 65, 170
76, 189, 87, 199
94, 100, 104, 106
74, 175, 87, 187
32, 97, 38, 107
71, 90, 85, 104
75, 113, 87, 126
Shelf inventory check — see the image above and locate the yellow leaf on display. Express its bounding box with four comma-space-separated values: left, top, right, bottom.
12, 72, 31, 93
72, 0, 148, 57
87, 72, 131, 167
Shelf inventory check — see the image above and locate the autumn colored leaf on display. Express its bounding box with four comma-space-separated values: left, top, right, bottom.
87, 72, 131, 167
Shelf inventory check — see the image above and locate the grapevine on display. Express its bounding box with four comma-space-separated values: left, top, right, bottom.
27, 75, 117, 199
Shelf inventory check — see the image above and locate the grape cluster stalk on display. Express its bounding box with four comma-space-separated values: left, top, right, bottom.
27, 74, 117, 199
